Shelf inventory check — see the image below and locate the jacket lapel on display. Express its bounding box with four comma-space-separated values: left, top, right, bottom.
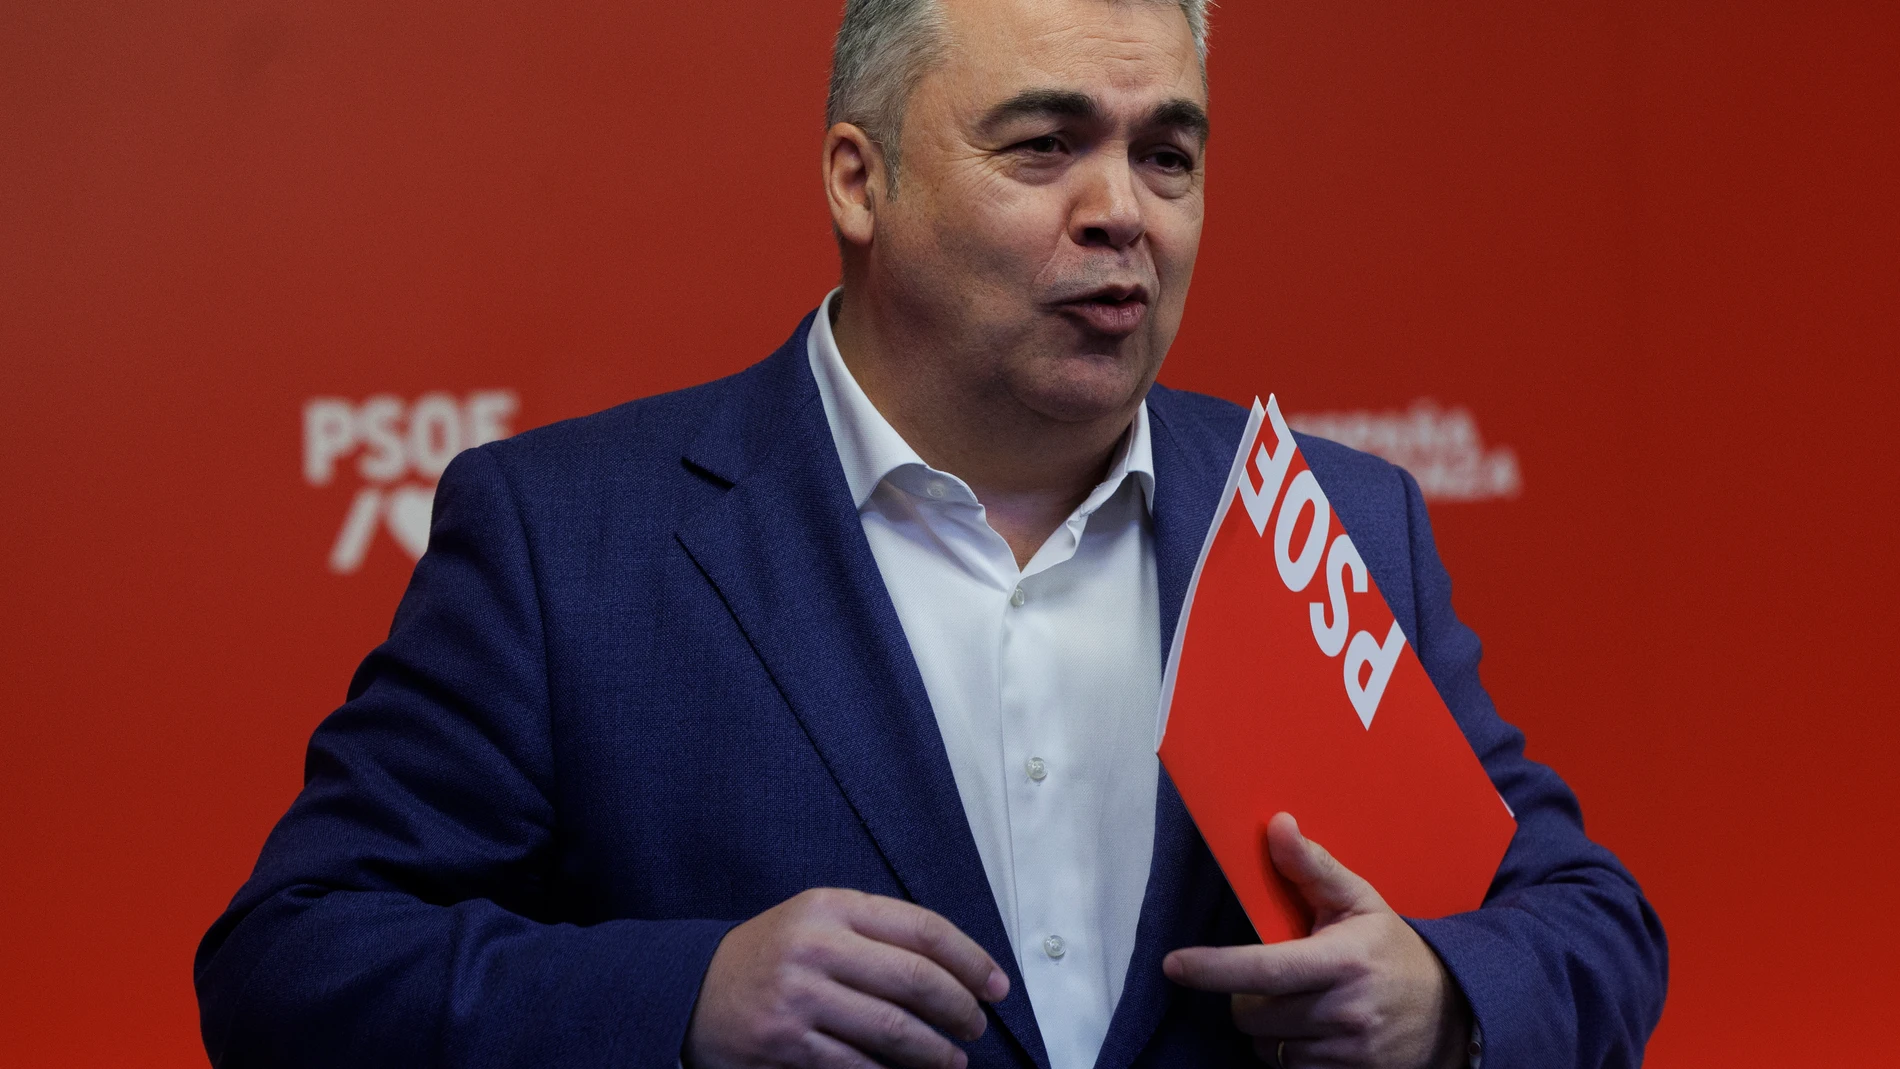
1093, 389, 1244, 1069
673, 320, 1051, 1068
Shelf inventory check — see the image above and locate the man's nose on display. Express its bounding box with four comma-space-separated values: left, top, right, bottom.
1069, 153, 1145, 251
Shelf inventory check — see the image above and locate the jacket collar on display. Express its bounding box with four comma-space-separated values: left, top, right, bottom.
676, 315, 1050, 1066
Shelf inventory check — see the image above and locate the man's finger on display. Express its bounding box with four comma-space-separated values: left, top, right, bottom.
1265, 813, 1385, 921
829, 933, 988, 1042
848, 894, 1010, 1003
1264, 1036, 1351, 1069
1161, 941, 1344, 996
815, 983, 971, 1069
803, 1027, 899, 1069
1230, 990, 1333, 1039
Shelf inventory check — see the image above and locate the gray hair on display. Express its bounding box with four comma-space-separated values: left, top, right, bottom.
827, 0, 1210, 183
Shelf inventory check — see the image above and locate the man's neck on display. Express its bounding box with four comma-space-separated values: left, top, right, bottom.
830, 290, 1137, 569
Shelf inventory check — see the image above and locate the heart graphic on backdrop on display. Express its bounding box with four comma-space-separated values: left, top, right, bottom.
385, 484, 436, 559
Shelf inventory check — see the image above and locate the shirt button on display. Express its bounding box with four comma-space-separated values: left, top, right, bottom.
1010, 587, 1026, 607
1025, 756, 1047, 782
1042, 935, 1066, 960
927, 481, 946, 499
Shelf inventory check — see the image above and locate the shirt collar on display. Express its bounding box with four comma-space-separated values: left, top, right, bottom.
806, 288, 1155, 514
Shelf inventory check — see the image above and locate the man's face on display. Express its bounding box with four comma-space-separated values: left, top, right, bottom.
871, 0, 1207, 424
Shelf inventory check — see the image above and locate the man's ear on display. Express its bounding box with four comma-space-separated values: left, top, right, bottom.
823, 123, 886, 247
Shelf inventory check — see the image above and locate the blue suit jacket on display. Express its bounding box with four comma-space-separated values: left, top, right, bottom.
196, 315, 1666, 1068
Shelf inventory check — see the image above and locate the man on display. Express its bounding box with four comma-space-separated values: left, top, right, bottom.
196, 1, 1667, 1066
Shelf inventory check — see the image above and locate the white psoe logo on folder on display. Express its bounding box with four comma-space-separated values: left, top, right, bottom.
301, 391, 519, 574
1240, 397, 1406, 729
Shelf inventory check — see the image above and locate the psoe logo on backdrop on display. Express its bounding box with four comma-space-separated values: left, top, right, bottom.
1288, 400, 1521, 503
303, 391, 519, 574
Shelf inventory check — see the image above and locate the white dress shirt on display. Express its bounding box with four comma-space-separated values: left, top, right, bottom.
808, 291, 1162, 1069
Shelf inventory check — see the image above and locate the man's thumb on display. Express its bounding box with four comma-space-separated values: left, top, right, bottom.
1264, 812, 1384, 921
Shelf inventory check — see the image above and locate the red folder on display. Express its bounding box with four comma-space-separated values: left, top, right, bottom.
1157, 396, 1516, 944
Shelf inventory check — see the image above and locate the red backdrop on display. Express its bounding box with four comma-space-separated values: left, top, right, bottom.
4, 2, 1895, 1064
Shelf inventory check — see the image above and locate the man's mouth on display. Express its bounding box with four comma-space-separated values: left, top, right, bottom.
1054, 285, 1151, 337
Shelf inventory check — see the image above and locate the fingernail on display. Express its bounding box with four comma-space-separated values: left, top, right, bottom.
985, 967, 1009, 1001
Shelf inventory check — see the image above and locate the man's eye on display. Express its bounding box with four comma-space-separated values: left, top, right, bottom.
1148, 149, 1192, 172
1020, 136, 1065, 154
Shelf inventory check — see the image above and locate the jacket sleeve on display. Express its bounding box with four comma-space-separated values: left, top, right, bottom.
193, 445, 734, 1069
1394, 468, 1669, 1068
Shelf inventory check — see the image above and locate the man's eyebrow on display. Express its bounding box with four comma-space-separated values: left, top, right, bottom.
977, 89, 1210, 145
1147, 98, 1211, 144
977, 89, 1105, 134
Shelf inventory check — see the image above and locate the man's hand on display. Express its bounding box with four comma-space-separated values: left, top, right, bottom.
684, 888, 1010, 1069
1163, 814, 1473, 1069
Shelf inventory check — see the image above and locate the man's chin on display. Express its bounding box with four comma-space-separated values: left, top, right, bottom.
1011, 352, 1157, 426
